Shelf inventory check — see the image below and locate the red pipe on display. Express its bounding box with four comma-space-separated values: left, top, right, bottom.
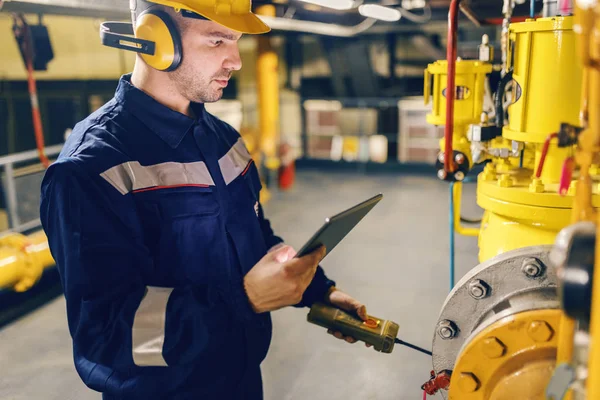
444, 0, 461, 174
13, 14, 50, 168
26, 57, 50, 168
536, 133, 558, 178
559, 157, 575, 196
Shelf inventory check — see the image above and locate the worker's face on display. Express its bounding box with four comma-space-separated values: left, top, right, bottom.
169, 20, 243, 103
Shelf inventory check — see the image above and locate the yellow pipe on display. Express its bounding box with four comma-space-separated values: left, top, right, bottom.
0, 230, 55, 292
256, 5, 280, 178
452, 182, 479, 237
586, 3, 600, 398
555, 8, 600, 398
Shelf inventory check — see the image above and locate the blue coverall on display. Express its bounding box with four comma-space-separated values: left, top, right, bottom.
40, 74, 335, 399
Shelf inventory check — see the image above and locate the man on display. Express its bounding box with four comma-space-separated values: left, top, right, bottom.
40, 1, 368, 399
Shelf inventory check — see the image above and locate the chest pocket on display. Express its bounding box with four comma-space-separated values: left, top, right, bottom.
225, 164, 268, 274
134, 187, 229, 286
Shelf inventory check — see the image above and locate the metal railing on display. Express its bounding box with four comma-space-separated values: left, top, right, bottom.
0, 144, 63, 233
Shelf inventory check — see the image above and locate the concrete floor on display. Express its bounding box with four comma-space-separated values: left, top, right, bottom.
0, 169, 480, 400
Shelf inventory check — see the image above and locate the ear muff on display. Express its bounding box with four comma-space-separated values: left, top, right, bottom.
99, 8, 183, 72
135, 10, 182, 72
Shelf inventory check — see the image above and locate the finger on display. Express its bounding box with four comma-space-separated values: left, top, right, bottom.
329, 292, 367, 320
268, 243, 287, 254
344, 337, 357, 344
365, 343, 373, 348
333, 331, 344, 340
356, 304, 368, 321
274, 245, 296, 263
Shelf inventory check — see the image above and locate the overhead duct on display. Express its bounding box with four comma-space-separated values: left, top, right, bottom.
0, 0, 130, 19
258, 15, 378, 37
0, 0, 378, 37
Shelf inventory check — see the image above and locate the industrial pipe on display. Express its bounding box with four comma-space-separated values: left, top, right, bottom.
443, 0, 461, 175
257, 15, 377, 37
256, 5, 280, 190
543, 0, 558, 16
2, 0, 379, 38
576, 2, 600, 398
501, 0, 514, 74
452, 182, 479, 237
0, 230, 55, 292
12, 14, 50, 168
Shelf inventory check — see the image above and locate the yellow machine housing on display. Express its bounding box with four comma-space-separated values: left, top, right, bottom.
425, 60, 492, 165
426, 15, 598, 400
504, 17, 583, 144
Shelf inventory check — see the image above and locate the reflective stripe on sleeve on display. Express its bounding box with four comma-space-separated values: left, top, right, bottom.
132, 286, 173, 367
218, 138, 253, 185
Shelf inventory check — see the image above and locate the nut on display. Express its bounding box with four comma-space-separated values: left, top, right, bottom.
529, 178, 545, 193
482, 337, 506, 359
455, 171, 465, 181
498, 174, 514, 187
437, 320, 458, 340
458, 372, 480, 393
468, 279, 489, 300
528, 320, 554, 343
438, 169, 447, 180
455, 153, 466, 165
438, 152, 445, 163
522, 258, 545, 278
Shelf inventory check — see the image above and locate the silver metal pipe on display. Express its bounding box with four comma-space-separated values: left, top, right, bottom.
0, 145, 62, 167
1, 0, 379, 37
543, 0, 559, 16
12, 218, 42, 233
4, 163, 20, 229
0, 0, 129, 19
258, 15, 377, 37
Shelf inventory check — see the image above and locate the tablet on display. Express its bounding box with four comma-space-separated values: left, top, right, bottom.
295, 193, 383, 259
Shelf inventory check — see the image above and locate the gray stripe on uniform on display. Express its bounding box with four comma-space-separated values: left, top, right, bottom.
132, 286, 173, 367
100, 161, 214, 194
219, 138, 252, 185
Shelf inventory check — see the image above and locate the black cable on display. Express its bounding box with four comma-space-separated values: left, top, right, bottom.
395, 338, 433, 356
495, 69, 514, 128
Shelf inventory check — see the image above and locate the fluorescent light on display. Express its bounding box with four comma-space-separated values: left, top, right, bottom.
299, 0, 355, 10
358, 4, 402, 21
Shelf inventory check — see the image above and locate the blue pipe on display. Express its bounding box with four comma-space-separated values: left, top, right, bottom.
520, 149, 524, 168
449, 182, 455, 292
531, 0, 535, 18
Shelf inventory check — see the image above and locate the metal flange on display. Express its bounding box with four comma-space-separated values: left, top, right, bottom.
432, 245, 558, 374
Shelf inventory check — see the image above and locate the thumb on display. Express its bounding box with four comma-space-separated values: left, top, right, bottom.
283, 247, 324, 275
330, 291, 368, 321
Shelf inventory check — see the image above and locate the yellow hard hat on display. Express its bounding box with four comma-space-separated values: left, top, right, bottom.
146, 0, 271, 34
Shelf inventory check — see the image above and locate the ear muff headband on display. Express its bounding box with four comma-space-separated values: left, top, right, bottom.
99, 9, 182, 72
135, 10, 182, 71
100, 22, 156, 55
